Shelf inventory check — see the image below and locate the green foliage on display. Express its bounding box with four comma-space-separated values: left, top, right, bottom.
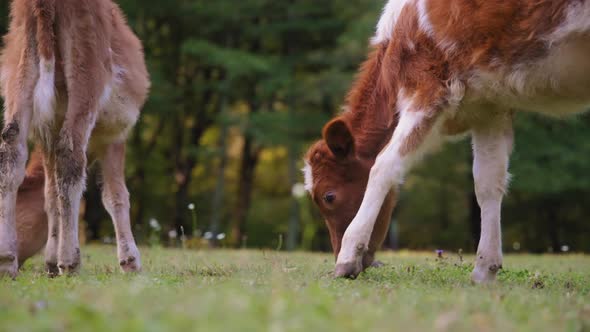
0, 0, 589, 251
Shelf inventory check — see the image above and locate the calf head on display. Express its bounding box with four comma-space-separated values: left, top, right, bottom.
304, 118, 397, 269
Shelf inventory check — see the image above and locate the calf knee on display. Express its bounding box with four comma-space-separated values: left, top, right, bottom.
473, 173, 510, 203
101, 185, 129, 216
54, 136, 86, 193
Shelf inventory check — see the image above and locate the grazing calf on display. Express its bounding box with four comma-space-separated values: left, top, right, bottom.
0, 0, 150, 278
304, 0, 590, 282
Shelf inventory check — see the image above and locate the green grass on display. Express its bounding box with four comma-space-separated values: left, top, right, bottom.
1, 246, 589, 332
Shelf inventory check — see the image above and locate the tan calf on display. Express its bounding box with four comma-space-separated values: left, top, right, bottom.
0, 0, 149, 278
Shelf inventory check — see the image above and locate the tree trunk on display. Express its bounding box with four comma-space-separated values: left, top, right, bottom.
230, 134, 260, 247
209, 110, 229, 247
547, 196, 560, 252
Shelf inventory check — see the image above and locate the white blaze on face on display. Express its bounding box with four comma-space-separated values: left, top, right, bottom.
302, 161, 314, 194
371, 0, 412, 45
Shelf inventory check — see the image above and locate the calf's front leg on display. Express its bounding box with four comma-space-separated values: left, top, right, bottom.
0, 120, 30, 278
335, 105, 442, 278
471, 112, 513, 283
0, 47, 37, 278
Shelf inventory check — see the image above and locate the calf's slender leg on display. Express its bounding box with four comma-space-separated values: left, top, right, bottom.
42, 152, 61, 277
0, 119, 31, 278
335, 102, 442, 278
100, 142, 141, 272
54, 61, 105, 275
54, 118, 95, 275
0, 49, 37, 278
471, 112, 513, 283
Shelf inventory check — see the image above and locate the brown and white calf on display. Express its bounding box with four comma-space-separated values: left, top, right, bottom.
304, 0, 590, 282
0, 0, 149, 278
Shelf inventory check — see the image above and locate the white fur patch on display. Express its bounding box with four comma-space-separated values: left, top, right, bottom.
99, 84, 113, 109
446, 78, 465, 110
416, 0, 433, 37
466, 35, 590, 115
302, 161, 313, 193
547, 1, 590, 45
33, 57, 56, 137
371, 0, 411, 45
99, 65, 126, 109
337, 89, 443, 265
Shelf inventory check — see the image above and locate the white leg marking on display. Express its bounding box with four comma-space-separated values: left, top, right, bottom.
336, 91, 442, 276
471, 112, 513, 283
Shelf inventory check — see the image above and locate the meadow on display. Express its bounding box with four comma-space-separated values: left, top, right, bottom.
0, 246, 589, 332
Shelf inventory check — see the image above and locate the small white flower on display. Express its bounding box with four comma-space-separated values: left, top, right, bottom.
149, 218, 161, 231
561, 245, 569, 252
168, 230, 178, 239
216, 233, 226, 240
512, 242, 521, 251
188, 203, 195, 210
291, 183, 306, 198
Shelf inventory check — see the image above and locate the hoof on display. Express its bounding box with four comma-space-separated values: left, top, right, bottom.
119, 255, 141, 273
58, 262, 80, 276
370, 260, 385, 268
334, 260, 363, 279
45, 262, 59, 278
58, 247, 81, 276
0, 253, 18, 279
118, 244, 141, 273
471, 263, 502, 284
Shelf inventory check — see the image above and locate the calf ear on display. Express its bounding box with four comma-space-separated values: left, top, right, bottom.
322, 119, 354, 159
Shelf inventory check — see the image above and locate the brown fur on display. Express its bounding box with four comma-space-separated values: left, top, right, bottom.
0, 0, 149, 277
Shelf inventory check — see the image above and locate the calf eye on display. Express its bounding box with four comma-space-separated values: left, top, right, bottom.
323, 192, 335, 204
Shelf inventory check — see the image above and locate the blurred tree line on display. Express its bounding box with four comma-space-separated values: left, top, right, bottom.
0, 0, 589, 253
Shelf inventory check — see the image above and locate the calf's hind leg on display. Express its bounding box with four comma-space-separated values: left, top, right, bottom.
100, 142, 141, 272
471, 111, 513, 283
